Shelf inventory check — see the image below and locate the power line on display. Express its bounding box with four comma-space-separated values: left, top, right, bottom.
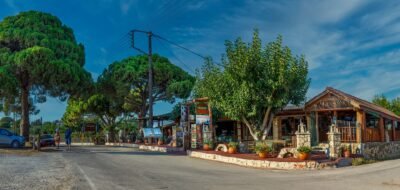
155, 38, 195, 74
153, 34, 207, 60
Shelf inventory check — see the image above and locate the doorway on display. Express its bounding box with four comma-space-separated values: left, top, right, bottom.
318, 112, 332, 142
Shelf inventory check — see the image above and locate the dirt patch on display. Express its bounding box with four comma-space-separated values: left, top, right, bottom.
0, 148, 38, 156
0, 152, 77, 190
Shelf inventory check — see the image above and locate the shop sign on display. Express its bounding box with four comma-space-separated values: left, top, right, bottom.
196, 103, 209, 115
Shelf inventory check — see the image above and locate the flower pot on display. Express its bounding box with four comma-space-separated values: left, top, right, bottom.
344, 150, 351, 158
298, 152, 309, 160
228, 147, 237, 154
258, 152, 268, 158
158, 140, 163, 146
203, 144, 210, 151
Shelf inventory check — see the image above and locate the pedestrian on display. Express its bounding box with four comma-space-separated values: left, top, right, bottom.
65, 127, 72, 151
54, 128, 61, 149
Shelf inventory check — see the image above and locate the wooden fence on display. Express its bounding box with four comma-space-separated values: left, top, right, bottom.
365, 128, 381, 142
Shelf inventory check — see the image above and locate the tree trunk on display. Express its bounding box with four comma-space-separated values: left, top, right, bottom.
20, 85, 30, 140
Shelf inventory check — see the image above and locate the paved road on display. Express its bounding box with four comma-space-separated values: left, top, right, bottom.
61, 146, 400, 190
2, 146, 400, 190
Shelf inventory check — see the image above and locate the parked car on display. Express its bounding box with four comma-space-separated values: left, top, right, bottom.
39, 134, 56, 147
0, 128, 25, 148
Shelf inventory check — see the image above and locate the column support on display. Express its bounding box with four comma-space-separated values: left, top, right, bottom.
379, 117, 385, 142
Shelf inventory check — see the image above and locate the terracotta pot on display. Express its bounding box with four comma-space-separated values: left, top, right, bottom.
203, 144, 210, 151
344, 150, 351, 158
228, 147, 237, 154
298, 152, 309, 160
258, 152, 268, 158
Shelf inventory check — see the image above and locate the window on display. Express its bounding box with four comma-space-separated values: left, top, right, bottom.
0, 129, 9, 136
366, 113, 379, 128
396, 122, 400, 131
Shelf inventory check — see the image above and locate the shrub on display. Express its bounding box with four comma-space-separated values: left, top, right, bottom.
297, 146, 312, 154
203, 140, 213, 148
255, 141, 272, 153
352, 158, 376, 166
228, 141, 239, 148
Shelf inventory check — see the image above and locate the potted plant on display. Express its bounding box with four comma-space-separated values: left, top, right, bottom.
342, 145, 351, 158
203, 140, 213, 151
228, 141, 239, 154
255, 141, 272, 158
297, 146, 312, 160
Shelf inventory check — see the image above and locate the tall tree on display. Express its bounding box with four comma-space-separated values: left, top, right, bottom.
195, 30, 310, 141
0, 11, 92, 139
372, 95, 400, 116
106, 54, 195, 128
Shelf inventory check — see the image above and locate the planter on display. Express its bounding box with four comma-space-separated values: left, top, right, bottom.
258, 152, 268, 158
344, 150, 351, 158
228, 147, 237, 154
203, 144, 210, 151
298, 152, 309, 160
158, 141, 163, 146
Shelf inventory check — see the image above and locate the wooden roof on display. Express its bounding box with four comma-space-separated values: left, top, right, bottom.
306, 87, 400, 120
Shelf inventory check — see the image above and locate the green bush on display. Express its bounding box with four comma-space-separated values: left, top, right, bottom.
228, 141, 239, 148
203, 140, 213, 148
297, 146, 312, 154
255, 141, 272, 153
352, 158, 376, 166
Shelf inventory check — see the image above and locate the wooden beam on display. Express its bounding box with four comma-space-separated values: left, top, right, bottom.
316, 112, 319, 143
356, 110, 363, 143
379, 117, 385, 142
393, 120, 396, 142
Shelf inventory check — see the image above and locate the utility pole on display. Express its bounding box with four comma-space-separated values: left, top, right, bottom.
130, 29, 154, 128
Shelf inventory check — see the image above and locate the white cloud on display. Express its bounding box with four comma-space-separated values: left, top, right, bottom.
120, 0, 135, 15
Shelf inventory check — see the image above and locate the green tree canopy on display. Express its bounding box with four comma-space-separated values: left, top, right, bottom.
372, 94, 400, 116
107, 54, 195, 128
0, 11, 92, 139
195, 30, 310, 140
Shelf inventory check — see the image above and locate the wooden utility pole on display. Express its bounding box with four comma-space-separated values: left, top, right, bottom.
130, 30, 154, 128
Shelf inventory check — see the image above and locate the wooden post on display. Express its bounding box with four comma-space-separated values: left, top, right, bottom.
379, 117, 385, 142
356, 111, 363, 143
392, 120, 396, 142
316, 112, 319, 143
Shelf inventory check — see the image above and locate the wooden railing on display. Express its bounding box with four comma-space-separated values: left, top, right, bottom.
336, 120, 357, 143
365, 128, 381, 142
338, 126, 357, 142
395, 131, 400, 141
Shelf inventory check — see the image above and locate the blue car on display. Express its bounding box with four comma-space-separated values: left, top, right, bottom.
0, 128, 25, 148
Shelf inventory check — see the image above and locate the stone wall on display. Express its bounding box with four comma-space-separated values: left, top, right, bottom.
362, 142, 400, 160
139, 145, 184, 153
188, 151, 336, 170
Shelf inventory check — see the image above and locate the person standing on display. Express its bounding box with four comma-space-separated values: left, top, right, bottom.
54, 129, 61, 149
65, 127, 72, 151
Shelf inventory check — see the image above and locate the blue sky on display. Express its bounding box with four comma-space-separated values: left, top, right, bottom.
1, 0, 400, 121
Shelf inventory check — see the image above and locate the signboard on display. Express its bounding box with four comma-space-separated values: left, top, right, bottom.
196, 115, 210, 125
196, 103, 209, 115
143, 128, 162, 138
191, 124, 197, 149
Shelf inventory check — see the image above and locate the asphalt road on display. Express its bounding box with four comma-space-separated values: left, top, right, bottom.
61, 146, 400, 190
2, 146, 400, 190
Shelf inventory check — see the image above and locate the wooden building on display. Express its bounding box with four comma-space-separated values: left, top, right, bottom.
273, 87, 400, 146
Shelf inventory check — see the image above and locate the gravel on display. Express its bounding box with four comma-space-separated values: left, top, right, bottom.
0, 150, 77, 190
